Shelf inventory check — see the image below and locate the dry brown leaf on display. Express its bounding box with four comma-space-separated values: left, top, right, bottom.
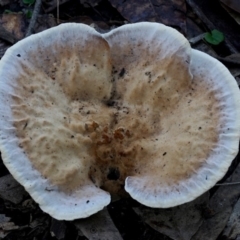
42, 0, 70, 13
34, 14, 57, 33
108, 0, 186, 34
236, 235, 240, 240
50, 219, 66, 240
0, 13, 26, 43
192, 207, 232, 240
0, 0, 11, 6
192, 161, 240, 240
222, 198, 240, 239
223, 53, 240, 77
224, 53, 240, 63
221, 3, 240, 25
220, 0, 240, 14
75, 208, 123, 240
134, 193, 209, 240
0, 174, 27, 204
186, 18, 203, 39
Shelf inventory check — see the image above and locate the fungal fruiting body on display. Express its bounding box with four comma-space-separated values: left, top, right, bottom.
0, 23, 239, 220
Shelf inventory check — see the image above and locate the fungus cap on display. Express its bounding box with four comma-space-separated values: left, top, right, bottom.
0, 22, 239, 220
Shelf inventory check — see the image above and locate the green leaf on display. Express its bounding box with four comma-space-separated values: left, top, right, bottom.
204, 30, 224, 45
22, 0, 35, 5
25, 10, 32, 18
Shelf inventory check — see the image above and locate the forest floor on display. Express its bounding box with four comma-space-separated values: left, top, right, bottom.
1, 0, 240, 239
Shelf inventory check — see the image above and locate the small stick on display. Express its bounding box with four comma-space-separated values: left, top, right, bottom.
188, 33, 206, 45
216, 56, 240, 66
25, 0, 42, 37
57, 0, 59, 24
216, 182, 240, 186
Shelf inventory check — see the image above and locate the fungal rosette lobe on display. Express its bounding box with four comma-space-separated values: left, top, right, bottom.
0, 22, 239, 220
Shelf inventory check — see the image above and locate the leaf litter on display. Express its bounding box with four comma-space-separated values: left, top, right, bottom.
0, 0, 240, 239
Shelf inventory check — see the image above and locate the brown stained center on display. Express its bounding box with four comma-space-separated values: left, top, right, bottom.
86, 120, 136, 195
84, 77, 220, 194
11, 70, 220, 195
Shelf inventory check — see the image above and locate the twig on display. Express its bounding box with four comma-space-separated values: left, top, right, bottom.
188, 33, 206, 45
188, 33, 240, 66
85, 2, 104, 20
57, 0, 59, 24
216, 56, 240, 66
186, 0, 238, 53
216, 182, 240, 186
25, 0, 42, 37
148, 0, 158, 19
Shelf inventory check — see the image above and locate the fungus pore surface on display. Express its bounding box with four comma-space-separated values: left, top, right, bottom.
0, 22, 239, 219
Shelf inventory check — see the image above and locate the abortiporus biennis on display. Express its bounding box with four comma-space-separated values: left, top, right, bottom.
0, 22, 239, 220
